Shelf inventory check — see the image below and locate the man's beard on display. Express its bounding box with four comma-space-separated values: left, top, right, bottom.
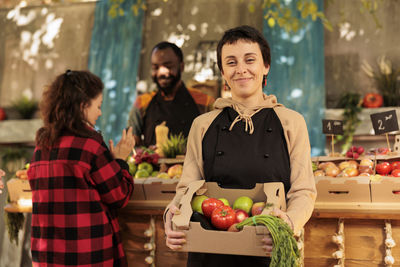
153, 71, 181, 95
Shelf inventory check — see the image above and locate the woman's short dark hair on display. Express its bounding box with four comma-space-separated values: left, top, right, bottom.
36, 70, 103, 149
217, 25, 271, 72
151, 41, 183, 63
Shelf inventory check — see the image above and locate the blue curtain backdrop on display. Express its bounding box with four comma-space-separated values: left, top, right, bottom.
263, 0, 325, 156
88, 0, 145, 143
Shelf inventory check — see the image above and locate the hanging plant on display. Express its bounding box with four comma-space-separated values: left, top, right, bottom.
334, 92, 363, 153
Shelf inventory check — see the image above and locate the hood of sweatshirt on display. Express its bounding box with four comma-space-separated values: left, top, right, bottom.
213, 93, 283, 134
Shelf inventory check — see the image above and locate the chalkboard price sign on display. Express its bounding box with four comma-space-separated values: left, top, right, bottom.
370, 110, 399, 135
322, 119, 344, 135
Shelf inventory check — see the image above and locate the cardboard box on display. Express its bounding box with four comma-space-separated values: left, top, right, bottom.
171, 181, 286, 257
131, 178, 146, 200
143, 177, 179, 201
371, 178, 400, 202
7, 178, 32, 202
315, 176, 371, 202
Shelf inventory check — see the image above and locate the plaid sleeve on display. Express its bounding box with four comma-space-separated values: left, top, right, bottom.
89, 145, 133, 209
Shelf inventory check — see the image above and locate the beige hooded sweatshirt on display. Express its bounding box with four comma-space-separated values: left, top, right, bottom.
166, 94, 316, 234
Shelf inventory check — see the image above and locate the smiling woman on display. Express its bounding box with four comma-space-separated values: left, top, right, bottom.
164, 25, 316, 267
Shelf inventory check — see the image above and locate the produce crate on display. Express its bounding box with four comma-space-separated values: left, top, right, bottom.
143, 177, 179, 201
171, 181, 286, 257
131, 178, 146, 200
6, 178, 32, 202
315, 176, 371, 203
371, 178, 400, 202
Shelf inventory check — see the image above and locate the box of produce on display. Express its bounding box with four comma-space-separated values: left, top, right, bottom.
7, 178, 32, 203
313, 157, 373, 203
171, 181, 287, 257
315, 176, 371, 202
370, 157, 400, 202
143, 177, 180, 201
131, 177, 146, 200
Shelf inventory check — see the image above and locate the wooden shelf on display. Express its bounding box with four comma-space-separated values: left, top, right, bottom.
313, 202, 400, 219
4, 203, 32, 213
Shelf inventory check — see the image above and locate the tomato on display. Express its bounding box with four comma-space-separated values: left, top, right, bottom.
376, 162, 392, 175
234, 209, 249, 223
363, 93, 383, 108
201, 198, 224, 218
391, 169, 400, 177
211, 206, 236, 230
232, 196, 253, 214
390, 161, 400, 171
0, 108, 6, 121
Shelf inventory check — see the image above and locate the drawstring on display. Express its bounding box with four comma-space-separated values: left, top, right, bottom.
228, 104, 263, 134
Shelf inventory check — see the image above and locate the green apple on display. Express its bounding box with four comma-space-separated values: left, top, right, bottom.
151, 171, 159, 177
218, 198, 230, 207
157, 172, 170, 179
138, 162, 153, 174
191, 195, 209, 214
134, 169, 149, 179
128, 162, 137, 176
233, 196, 253, 214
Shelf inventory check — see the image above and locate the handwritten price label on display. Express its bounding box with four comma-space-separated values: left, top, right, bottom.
370, 110, 399, 135
322, 119, 344, 135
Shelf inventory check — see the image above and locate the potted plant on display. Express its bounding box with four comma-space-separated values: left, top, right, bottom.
11, 96, 38, 119
361, 56, 400, 107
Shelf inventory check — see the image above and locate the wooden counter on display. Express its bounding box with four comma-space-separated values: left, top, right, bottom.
6, 200, 400, 266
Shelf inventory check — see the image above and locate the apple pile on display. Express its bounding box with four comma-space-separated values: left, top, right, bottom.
314, 158, 374, 177
190, 195, 268, 231
376, 161, 400, 177
345, 146, 365, 159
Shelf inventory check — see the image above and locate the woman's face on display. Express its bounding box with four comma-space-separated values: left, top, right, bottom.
83, 93, 103, 127
221, 40, 270, 102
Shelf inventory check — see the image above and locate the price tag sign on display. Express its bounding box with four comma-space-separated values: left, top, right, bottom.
370, 110, 399, 135
322, 119, 344, 135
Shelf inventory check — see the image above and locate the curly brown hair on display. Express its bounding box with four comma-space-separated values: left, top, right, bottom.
36, 70, 104, 149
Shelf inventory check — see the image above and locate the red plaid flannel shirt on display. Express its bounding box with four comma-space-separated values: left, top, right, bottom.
28, 130, 133, 267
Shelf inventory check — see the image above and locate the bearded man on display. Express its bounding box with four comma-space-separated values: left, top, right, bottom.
128, 42, 215, 146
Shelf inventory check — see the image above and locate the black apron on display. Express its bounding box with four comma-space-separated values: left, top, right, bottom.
187, 107, 291, 267
142, 84, 200, 147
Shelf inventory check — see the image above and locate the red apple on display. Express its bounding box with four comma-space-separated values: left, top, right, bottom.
251, 202, 266, 216
234, 209, 249, 223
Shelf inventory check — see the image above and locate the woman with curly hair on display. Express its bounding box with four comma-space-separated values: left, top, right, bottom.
28, 70, 135, 266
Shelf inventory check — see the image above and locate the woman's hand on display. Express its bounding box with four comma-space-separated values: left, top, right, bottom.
109, 127, 135, 160
261, 207, 293, 253
164, 205, 186, 250
271, 207, 294, 230
0, 169, 5, 194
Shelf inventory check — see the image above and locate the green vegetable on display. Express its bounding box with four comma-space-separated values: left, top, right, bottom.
161, 133, 187, 158
236, 215, 299, 267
